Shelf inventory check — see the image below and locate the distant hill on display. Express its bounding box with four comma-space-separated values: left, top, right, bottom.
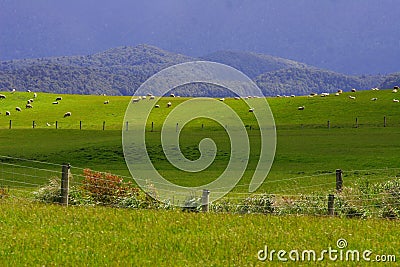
379, 72, 400, 89
0, 44, 391, 96
255, 67, 385, 96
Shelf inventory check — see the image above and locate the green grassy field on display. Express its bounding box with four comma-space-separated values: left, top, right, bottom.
1, 90, 399, 265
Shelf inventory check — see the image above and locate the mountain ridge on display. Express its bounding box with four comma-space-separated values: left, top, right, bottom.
0, 44, 395, 96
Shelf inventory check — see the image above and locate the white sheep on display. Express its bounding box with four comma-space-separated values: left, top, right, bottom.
26, 104, 33, 108
298, 106, 305, 110
27, 90, 31, 93
132, 98, 140, 103
154, 104, 160, 108
150, 95, 155, 100
11, 89, 16, 93
142, 96, 147, 99
249, 108, 254, 112
5, 111, 10, 116
392, 89, 398, 93
63, 112, 71, 118
46, 123, 51, 127
337, 89, 343, 94
33, 93, 37, 98
349, 96, 356, 99
52, 101, 59, 104
0, 94, 6, 99
167, 102, 172, 107
219, 98, 225, 101
104, 100, 109, 104
335, 93, 340, 96
351, 88, 356, 92
371, 98, 377, 101
170, 94, 175, 97
56, 97, 62, 101
15, 107, 21, 111
393, 99, 399, 103
234, 97, 240, 100
394, 86, 399, 90
291, 95, 295, 97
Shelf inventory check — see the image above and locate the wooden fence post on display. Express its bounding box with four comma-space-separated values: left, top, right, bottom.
32, 121, 35, 129
355, 117, 358, 128
61, 163, 70, 206
102, 121, 105, 131
327, 120, 330, 129
9, 120, 11, 129
56, 121, 58, 129
336, 169, 343, 191
201, 189, 210, 212
151, 121, 154, 132
125, 121, 129, 131
80, 121, 82, 130
176, 123, 179, 132
328, 194, 335, 216
384, 116, 386, 127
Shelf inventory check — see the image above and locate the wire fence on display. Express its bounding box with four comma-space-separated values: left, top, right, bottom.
0, 155, 399, 219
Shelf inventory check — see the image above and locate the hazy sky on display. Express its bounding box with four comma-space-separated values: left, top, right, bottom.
1, 0, 399, 74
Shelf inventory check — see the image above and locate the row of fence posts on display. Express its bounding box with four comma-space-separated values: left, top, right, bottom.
5, 117, 392, 130
59, 163, 340, 216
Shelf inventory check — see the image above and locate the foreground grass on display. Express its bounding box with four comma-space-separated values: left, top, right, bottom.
0, 199, 398, 266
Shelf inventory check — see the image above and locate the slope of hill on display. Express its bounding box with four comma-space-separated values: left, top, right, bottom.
0, 45, 390, 96
255, 67, 385, 96
379, 72, 400, 89
201, 50, 309, 79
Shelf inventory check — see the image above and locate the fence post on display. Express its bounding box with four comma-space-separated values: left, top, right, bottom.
56, 121, 58, 129
355, 117, 358, 128
336, 169, 343, 191
9, 120, 11, 129
384, 116, 386, 127
327, 120, 330, 129
61, 163, 70, 206
32, 121, 35, 129
151, 121, 154, 132
202, 123, 204, 129
328, 194, 335, 216
176, 123, 179, 132
103, 121, 105, 131
125, 121, 128, 131
80, 121, 82, 130
201, 189, 210, 212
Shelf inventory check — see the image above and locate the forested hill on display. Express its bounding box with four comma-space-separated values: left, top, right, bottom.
0, 44, 392, 96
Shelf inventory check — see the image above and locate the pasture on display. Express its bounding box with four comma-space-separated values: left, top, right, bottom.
0, 89, 399, 265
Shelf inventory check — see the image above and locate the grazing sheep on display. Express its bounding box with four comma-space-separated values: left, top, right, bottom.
63, 112, 71, 118
249, 108, 254, 112
147, 93, 153, 96
27, 100, 32, 104
276, 95, 281, 98
248, 96, 252, 99
371, 87, 380, 91
28, 99, 34, 103
291, 95, 295, 97
5, 111, 10, 116
170, 94, 175, 97
371, 98, 378, 101
104, 100, 109, 104
150, 95, 155, 100
298, 106, 305, 110
26, 104, 33, 108
219, 98, 225, 101
392, 89, 398, 93
320, 93, 329, 97
394, 86, 400, 90
46, 123, 51, 127
132, 98, 140, 103
33, 93, 37, 98
11, 89, 16, 93
56, 97, 62, 101
308, 95, 314, 98
27, 90, 31, 93
310, 92, 318, 96
52, 101, 59, 104
337, 89, 343, 94
351, 88, 356, 92
393, 99, 399, 103
15, 107, 21, 111
234, 96, 240, 100
167, 102, 172, 107
349, 96, 356, 99
154, 104, 160, 108
142, 96, 147, 99
0, 94, 6, 99
335, 93, 340, 96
